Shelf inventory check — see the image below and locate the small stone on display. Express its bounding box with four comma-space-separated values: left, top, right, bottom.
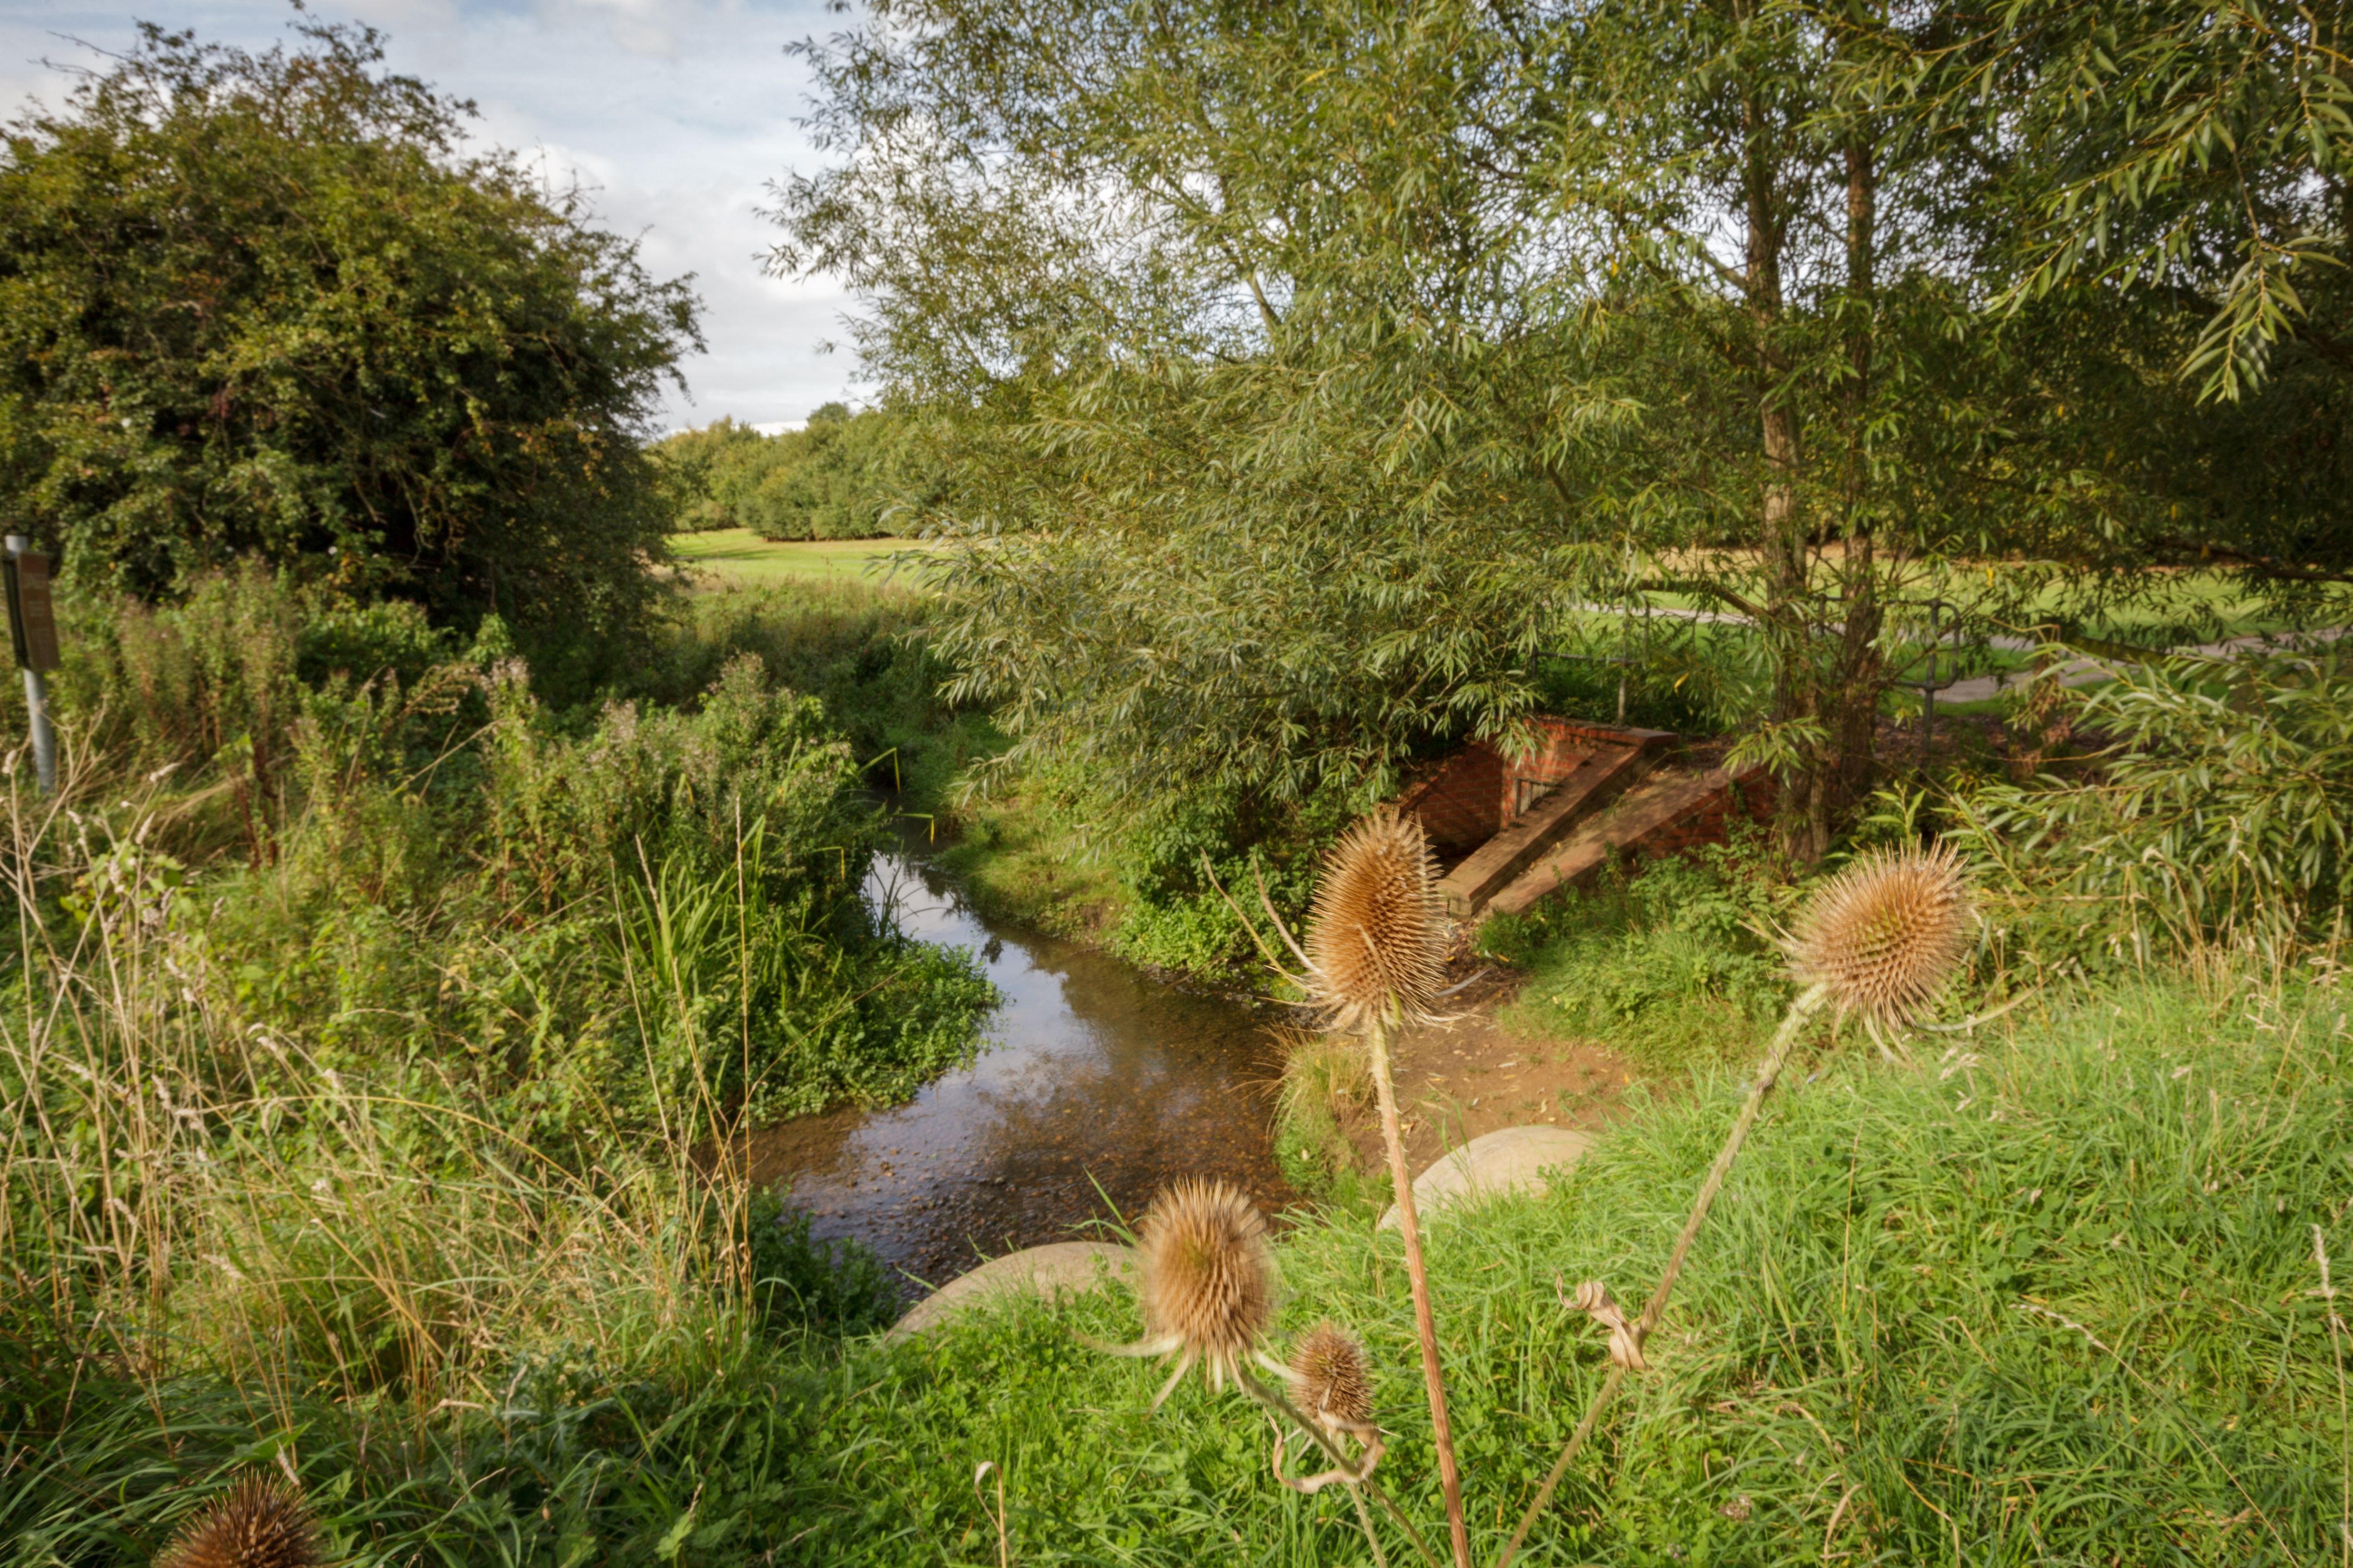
1378, 1125, 1599, 1231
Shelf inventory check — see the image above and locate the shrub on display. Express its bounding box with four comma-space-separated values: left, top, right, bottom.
744, 1192, 902, 1338
1946, 646, 2353, 968
0, 21, 693, 648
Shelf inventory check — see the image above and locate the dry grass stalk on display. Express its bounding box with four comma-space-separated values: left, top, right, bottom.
155, 1473, 320, 1568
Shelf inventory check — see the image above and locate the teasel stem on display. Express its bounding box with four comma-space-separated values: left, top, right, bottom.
1494, 982, 1830, 1568
1368, 1010, 1473, 1568
1350, 1477, 1393, 1568
1243, 1370, 1440, 1568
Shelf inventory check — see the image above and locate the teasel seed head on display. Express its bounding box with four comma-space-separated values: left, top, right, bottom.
1306, 808, 1446, 1032
1288, 1319, 1374, 1432
156, 1474, 320, 1568
1097, 1179, 1277, 1411
1788, 843, 1973, 1026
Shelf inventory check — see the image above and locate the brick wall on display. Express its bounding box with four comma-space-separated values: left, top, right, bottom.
1399, 745, 1507, 851
1400, 718, 1678, 852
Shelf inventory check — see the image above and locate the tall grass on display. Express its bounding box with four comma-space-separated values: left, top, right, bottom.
0, 569, 996, 1564
0, 777, 751, 1560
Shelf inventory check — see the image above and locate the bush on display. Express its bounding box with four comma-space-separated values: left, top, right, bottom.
1946, 645, 2353, 969
0, 21, 694, 652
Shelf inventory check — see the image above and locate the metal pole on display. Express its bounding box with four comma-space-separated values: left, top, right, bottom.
6, 535, 55, 795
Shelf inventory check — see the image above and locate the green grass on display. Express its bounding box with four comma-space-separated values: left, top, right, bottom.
765, 968, 2346, 1565
669, 528, 928, 586
13, 958, 2344, 1563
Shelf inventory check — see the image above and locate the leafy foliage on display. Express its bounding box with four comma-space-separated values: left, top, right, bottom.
653, 405, 947, 540
1487, 832, 1803, 1069
0, 20, 698, 652
1948, 646, 2353, 965
744, 1192, 903, 1337
777, 0, 2353, 854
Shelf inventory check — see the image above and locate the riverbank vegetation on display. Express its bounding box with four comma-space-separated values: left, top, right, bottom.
6, 2, 2352, 1562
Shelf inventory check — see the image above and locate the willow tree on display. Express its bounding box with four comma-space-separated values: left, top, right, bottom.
771, 0, 2225, 852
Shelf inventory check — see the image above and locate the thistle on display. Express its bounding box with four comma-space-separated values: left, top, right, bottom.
1101, 1178, 1277, 1412
1789, 843, 1974, 1026
1276, 1320, 1396, 1567
1305, 809, 1447, 1032
1501, 843, 1979, 1567
1289, 1318, 1375, 1433
156, 1474, 320, 1568
1304, 807, 1470, 1568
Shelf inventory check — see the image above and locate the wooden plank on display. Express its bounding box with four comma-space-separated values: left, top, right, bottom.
1436, 744, 1656, 918
1481, 764, 1769, 919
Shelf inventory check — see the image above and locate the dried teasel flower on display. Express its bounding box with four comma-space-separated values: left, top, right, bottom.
1099, 1179, 1277, 1411
1788, 843, 1973, 1027
1306, 808, 1446, 1031
156, 1474, 321, 1568
1288, 1319, 1375, 1432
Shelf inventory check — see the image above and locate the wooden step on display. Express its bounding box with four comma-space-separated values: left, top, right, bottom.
1483, 763, 1768, 919
1436, 744, 1658, 918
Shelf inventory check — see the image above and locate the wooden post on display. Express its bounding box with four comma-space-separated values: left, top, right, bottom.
4, 536, 59, 794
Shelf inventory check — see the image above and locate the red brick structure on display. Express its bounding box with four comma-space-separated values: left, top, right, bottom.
1396, 718, 1783, 920
1398, 717, 1677, 853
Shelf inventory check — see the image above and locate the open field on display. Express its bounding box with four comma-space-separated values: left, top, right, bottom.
670, 528, 929, 587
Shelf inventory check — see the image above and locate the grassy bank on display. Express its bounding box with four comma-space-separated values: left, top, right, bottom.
18, 964, 2336, 1563
773, 964, 2345, 1564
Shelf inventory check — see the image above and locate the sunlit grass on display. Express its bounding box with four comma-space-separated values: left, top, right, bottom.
669, 527, 932, 587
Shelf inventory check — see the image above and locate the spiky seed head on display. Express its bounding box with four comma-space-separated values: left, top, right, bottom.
1306, 808, 1446, 1031
1788, 843, 1973, 1026
1139, 1178, 1276, 1390
156, 1474, 320, 1568
1289, 1319, 1374, 1429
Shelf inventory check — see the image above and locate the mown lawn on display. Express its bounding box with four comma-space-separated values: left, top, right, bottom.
670, 528, 929, 587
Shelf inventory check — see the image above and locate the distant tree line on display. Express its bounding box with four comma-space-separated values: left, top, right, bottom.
652, 403, 947, 540
773, 0, 2353, 856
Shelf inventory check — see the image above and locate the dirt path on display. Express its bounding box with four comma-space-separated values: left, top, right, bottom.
1340, 969, 1636, 1173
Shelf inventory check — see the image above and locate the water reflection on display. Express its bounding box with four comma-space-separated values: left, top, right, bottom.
742, 848, 1294, 1291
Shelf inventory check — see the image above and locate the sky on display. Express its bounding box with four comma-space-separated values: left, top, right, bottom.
0, 0, 866, 433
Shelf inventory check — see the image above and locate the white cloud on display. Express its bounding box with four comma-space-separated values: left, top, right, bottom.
0, 0, 869, 428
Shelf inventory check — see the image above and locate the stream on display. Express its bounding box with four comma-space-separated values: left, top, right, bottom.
743, 842, 1295, 1292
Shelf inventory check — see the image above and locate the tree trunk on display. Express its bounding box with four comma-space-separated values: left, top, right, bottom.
1823, 130, 1882, 847
1740, 59, 1821, 860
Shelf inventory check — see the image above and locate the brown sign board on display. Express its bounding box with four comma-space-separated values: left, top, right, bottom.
4, 552, 60, 672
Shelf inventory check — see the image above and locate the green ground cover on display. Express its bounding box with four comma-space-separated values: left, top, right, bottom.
23, 968, 2331, 1564
671, 528, 927, 587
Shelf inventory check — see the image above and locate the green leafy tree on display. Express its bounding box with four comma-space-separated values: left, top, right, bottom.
653, 405, 944, 539
0, 20, 700, 646
775, 0, 2066, 852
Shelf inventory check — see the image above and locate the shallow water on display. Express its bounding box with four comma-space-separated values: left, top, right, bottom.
742, 846, 1294, 1291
